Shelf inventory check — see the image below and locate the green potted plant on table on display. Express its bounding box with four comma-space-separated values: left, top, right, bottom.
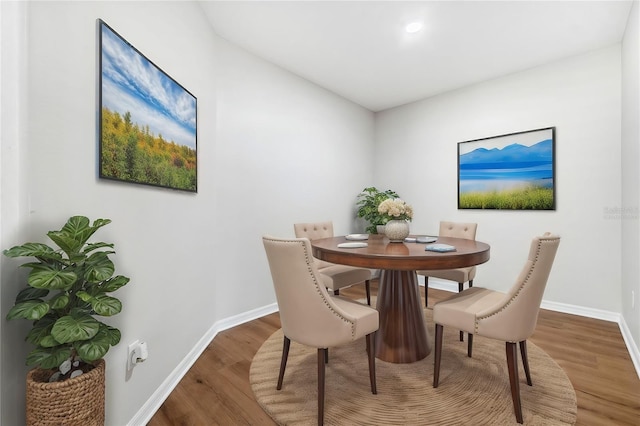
3, 215, 130, 426
356, 187, 400, 233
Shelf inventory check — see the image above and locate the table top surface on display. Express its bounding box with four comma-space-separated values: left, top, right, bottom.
311, 235, 490, 271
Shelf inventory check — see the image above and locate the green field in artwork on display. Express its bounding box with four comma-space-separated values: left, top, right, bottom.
459, 185, 554, 210
100, 108, 196, 192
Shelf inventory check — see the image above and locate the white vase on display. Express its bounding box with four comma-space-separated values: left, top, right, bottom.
384, 220, 410, 242
376, 225, 386, 235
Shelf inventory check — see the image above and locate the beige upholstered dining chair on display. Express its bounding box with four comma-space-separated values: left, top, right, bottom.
417, 221, 478, 307
432, 233, 560, 424
417, 221, 478, 341
294, 221, 372, 305
262, 235, 379, 426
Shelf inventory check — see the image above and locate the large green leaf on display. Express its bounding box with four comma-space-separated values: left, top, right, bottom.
3, 242, 56, 258
27, 264, 77, 290
60, 215, 90, 234
75, 340, 109, 362
76, 291, 122, 316
15, 286, 49, 303
67, 252, 86, 264
101, 275, 130, 292
74, 326, 112, 361
84, 252, 114, 282
49, 216, 111, 254
51, 314, 100, 343
48, 293, 70, 310
83, 242, 114, 255
26, 317, 56, 345
6, 300, 50, 320
26, 346, 71, 369
74, 217, 112, 244
75, 291, 93, 303
105, 326, 121, 346
47, 231, 83, 256
32, 251, 66, 263
47, 216, 89, 254
90, 294, 122, 316
91, 218, 112, 228
20, 260, 68, 271
38, 335, 62, 348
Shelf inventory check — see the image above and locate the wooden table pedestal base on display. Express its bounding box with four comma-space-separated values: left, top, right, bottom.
375, 270, 430, 363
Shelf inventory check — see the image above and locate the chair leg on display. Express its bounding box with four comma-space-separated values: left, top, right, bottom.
520, 340, 532, 386
324, 348, 329, 364
317, 348, 326, 426
277, 336, 291, 390
469, 279, 473, 288
459, 282, 464, 341
365, 280, 371, 305
433, 324, 443, 387
506, 342, 524, 424
424, 277, 429, 307
366, 333, 377, 394
467, 333, 473, 357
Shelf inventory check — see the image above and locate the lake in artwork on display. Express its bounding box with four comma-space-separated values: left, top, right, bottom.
458, 128, 555, 210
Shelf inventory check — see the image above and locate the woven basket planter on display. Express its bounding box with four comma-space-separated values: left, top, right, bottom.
26, 359, 105, 426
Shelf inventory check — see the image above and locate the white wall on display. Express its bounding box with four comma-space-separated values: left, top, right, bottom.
0, 1, 374, 425
212, 36, 375, 319
375, 46, 623, 312
622, 1, 640, 350
0, 1, 31, 423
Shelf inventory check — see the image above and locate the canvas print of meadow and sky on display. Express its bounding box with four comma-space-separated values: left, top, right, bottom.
458, 127, 555, 210
99, 20, 197, 192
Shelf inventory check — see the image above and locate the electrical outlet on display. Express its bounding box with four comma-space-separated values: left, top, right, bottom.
127, 340, 140, 371
127, 340, 149, 372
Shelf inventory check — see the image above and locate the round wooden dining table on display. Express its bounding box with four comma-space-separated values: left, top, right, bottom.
311, 235, 490, 363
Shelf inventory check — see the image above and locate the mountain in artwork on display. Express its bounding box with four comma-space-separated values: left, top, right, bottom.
460, 139, 552, 169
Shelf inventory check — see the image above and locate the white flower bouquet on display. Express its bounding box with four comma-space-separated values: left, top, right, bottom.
377, 198, 413, 222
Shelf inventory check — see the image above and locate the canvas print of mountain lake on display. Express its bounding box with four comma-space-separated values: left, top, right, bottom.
458, 127, 555, 210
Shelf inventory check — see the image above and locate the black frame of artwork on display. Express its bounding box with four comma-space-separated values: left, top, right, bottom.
98, 19, 198, 192
457, 127, 556, 210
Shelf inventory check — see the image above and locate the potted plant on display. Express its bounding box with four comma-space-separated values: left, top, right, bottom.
356, 187, 400, 233
3, 215, 130, 425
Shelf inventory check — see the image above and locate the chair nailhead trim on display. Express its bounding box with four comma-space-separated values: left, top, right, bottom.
474, 238, 555, 333
269, 237, 356, 338
300, 240, 356, 338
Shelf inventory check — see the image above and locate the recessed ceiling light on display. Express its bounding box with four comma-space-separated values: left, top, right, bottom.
405, 22, 423, 34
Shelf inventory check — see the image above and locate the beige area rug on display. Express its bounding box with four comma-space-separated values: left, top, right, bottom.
250, 308, 577, 425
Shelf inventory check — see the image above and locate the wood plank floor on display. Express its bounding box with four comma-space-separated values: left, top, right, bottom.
149, 282, 640, 425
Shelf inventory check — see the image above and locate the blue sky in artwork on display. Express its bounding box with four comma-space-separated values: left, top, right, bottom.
101, 24, 196, 149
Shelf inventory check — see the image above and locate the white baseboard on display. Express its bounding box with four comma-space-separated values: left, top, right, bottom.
539, 300, 640, 379
421, 277, 640, 379
618, 315, 640, 379
127, 303, 278, 426
129, 280, 640, 424
422, 277, 459, 293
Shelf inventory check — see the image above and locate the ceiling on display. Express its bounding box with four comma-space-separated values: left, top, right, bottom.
200, 1, 634, 112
